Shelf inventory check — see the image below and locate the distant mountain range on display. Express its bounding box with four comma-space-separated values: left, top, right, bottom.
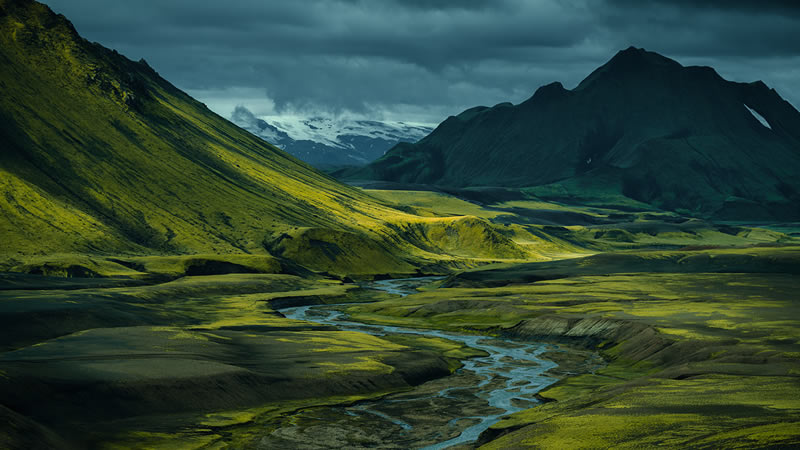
343, 47, 800, 220
231, 106, 432, 169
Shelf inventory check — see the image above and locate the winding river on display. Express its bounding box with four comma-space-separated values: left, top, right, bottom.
275, 277, 565, 449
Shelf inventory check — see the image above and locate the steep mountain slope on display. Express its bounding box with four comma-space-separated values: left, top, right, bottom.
231, 106, 432, 169
0, 0, 527, 274
346, 48, 800, 219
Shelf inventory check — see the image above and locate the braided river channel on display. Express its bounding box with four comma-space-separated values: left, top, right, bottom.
269, 277, 581, 449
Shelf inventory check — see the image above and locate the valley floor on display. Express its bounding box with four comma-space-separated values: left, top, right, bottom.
343, 247, 800, 448
1, 192, 799, 448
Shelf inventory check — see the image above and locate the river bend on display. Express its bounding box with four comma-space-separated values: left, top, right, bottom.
272, 277, 564, 448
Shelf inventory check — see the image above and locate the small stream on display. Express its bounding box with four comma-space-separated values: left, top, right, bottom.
277, 277, 561, 449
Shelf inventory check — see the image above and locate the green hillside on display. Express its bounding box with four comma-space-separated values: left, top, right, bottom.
0, 0, 389, 254
345, 47, 800, 220
0, 0, 539, 276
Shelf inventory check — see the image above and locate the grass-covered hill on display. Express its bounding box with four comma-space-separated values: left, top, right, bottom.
344, 47, 800, 220
0, 0, 539, 277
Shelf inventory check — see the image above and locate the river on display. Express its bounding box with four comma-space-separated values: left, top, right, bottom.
273, 277, 564, 449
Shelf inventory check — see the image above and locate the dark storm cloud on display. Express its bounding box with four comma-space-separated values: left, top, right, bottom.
375, 0, 496, 11
44, 0, 800, 123
607, 0, 800, 15
593, 1, 800, 57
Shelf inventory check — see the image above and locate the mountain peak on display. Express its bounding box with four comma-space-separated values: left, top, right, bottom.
609, 46, 680, 68
353, 47, 800, 219
528, 81, 567, 104
619, 45, 647, 55
576, 47, 682, 90
618, 45, 646, 56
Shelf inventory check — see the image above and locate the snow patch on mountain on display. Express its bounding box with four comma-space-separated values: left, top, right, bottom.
264, 115, 432, 149
231, 106, 433, 168
744, 104, 771, 129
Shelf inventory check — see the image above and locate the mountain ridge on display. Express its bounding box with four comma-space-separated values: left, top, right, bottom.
343, 47, 800, 219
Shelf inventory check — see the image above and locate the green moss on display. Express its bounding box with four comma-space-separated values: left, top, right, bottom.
693, 421, 800, 447
1, 2, 557, 277
485, 375, 800, 449
336, 247, 800, 448
100, 431, 223, 450
382, 334, 489, 371
366, 189, 512, 219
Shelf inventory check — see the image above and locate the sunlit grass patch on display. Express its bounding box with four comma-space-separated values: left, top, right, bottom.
366, 189, 511, 219
100, 431, 223, 450
276, 331, 408, 353
149, 327, 209, 341
318, 357, 395, 375
487, 375, 800, 449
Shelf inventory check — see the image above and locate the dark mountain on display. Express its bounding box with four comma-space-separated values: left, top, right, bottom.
344, 47, 800, 220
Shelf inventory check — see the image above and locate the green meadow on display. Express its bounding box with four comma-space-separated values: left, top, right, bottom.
2, 187, 799, 448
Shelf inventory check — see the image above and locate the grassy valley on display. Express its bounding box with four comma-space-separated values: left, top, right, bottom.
3, 185, 798, 447
342, 245, 800, 448
1, 1, 799, 448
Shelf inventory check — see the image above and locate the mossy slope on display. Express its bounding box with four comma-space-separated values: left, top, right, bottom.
0, 0, 380, 255
0, 0, 541, 276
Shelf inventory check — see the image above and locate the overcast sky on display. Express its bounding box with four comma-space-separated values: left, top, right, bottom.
46, 0, 800, 124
